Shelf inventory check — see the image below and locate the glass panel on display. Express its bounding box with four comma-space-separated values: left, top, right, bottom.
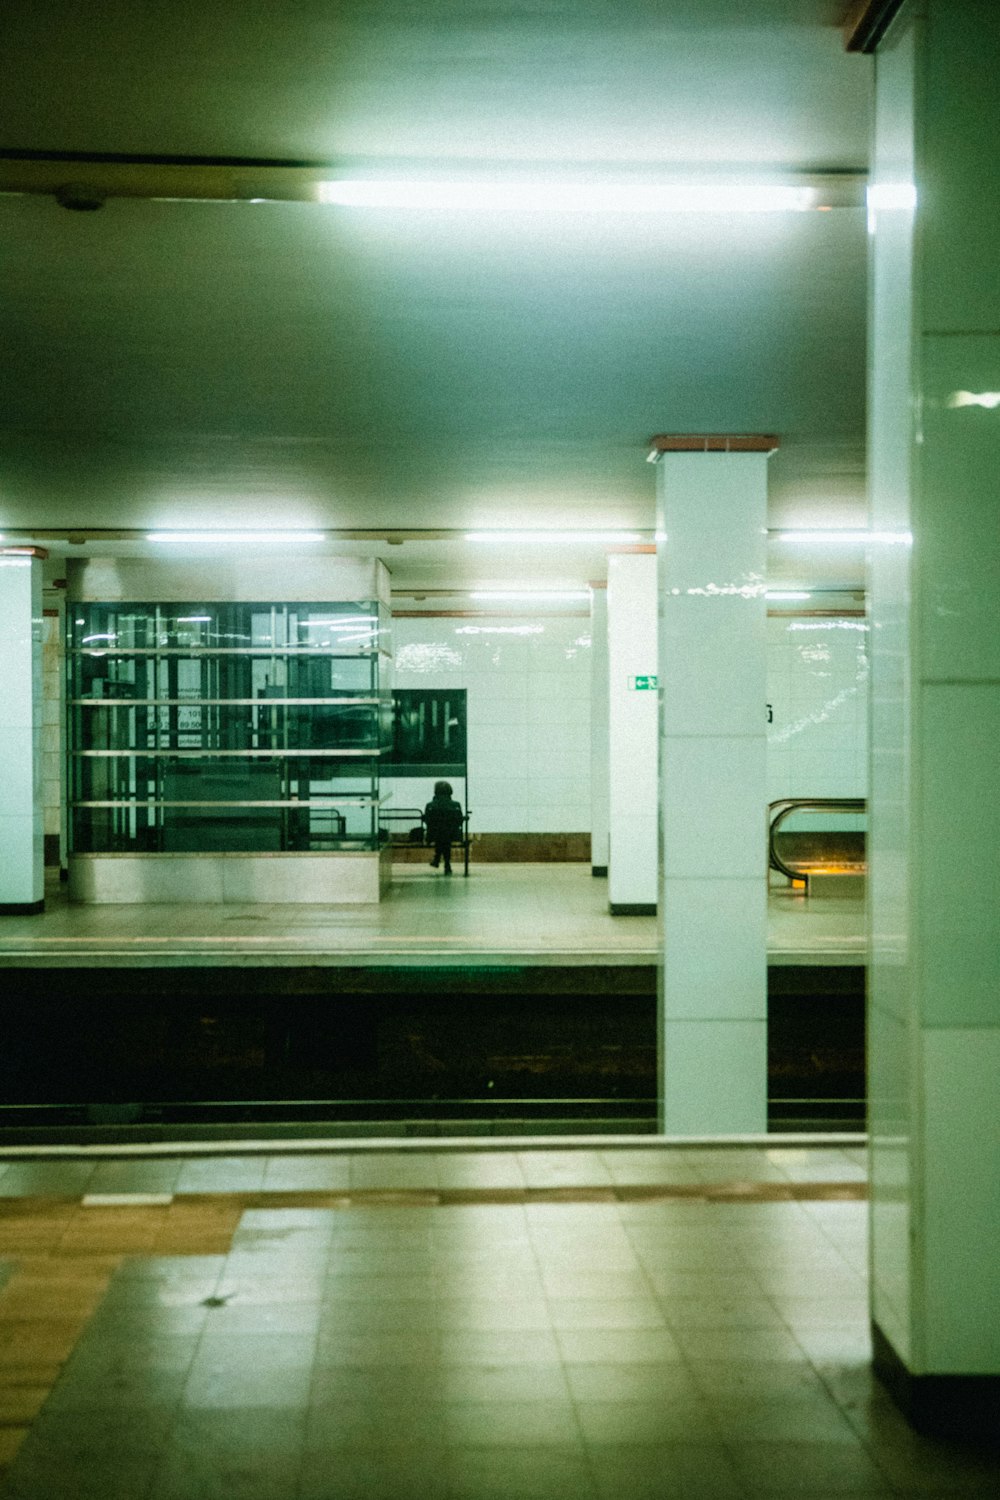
73, 754, 380, 800
70, 651, 378, 701
68, 601, 385, 653
72, 702, 384, 752
390, 689, 468, 767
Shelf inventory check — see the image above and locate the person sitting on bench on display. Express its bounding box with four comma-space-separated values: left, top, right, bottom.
424, 780, 464, 875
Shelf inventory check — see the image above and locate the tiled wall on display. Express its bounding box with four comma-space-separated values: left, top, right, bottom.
383, 615, 592, 833
766, 615, 869, 811
384, 610, 867, 837
38, 601, 868, 849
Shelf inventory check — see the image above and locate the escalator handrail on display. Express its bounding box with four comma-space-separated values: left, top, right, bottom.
768, 797, 866, 887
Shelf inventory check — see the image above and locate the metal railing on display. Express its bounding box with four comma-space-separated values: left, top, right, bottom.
768, 797, 866, 893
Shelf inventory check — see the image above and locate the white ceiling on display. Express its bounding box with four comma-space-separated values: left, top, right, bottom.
0, 1, 871, 592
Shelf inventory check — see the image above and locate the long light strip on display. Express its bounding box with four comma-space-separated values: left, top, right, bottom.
773, 530, 912, 546
765, 591, 812, 601
465, 531, 643, 544
147, 532, 326, 545
319, 181, 816, 214
470, 590, 591, 602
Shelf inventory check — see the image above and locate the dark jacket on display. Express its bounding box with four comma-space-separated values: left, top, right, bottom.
424, 794, 463, 842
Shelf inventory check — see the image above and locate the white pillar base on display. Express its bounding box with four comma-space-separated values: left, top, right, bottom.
0, 551, 45, 913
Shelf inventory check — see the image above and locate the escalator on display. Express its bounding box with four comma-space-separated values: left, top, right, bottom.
769, 797, 866, 895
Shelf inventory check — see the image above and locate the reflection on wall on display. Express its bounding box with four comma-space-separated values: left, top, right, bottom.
766, 616, 868, 815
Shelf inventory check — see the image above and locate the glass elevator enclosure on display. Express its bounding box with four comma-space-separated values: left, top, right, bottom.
65, 556, 394, 902
68, 601, 392, 856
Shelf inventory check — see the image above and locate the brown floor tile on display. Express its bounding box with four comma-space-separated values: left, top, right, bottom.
0, 1385, 50, 1423
0, 1198, 78, 1217
0, 1232, 65, 1255
151, 1237, 238, 1257
10, 1255, 121, 1280
0, 1427, 29, 1465
0, 1330, 91, 1366
0, 1364, 65, 1390
0, 1281, 107, 1318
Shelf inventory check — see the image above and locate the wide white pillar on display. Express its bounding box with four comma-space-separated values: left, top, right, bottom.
652, 437, 774, 1134
867, 1, 1000, 1438
0, 549, 45, 913
607, 552, 657, 913
589, 583, 610, 877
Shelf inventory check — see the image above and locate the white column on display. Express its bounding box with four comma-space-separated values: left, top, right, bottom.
589, 583, 610, 876
607, 553, 658, 913
0, 550, 45, 913
868, 1, 1000, 1438
653, 440, 773, 1134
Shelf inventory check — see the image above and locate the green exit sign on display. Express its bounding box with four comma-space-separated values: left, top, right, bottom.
628, 675, 658, 691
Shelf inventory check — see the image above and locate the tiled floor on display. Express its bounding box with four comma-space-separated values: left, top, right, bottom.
0, 865, 863, 968
1, 1144, 997, 1498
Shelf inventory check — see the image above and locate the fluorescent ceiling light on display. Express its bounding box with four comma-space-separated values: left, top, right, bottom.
947, 390, 1000, 409
866, 181, 916, 233
765, 591, 812, 601
176, 616, 212, 623
773, 530, 912, 546
866, 182, 917, 212
147, 532, 325, 545
464, 531, 643, 544
470, 590, 591, 602
319, 181, 816, 214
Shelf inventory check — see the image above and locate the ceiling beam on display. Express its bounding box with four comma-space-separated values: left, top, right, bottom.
843, 0, 907, 52
0, 152, 868, 210
0, 151, 325, 206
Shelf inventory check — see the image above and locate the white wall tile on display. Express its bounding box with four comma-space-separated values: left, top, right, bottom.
869, 997, 913, 1364
525, 731, 590, 779
468, 721, 528, 769
0, 813, 43, 904
472, 803, 529, 833
394, 614, 592, 834
919, 334, 1000, 681
922, 1027, 1000, 1372
663, 1020, 768, 1135
0, 726, 39, 807
662, 737, 766, 880
919, 683, 1000, 1027
525, 694, 588, 728
528, 804, 590, 833
662, 878, 768, 1021
609, 812, 658, 906
661, 597, 766, 737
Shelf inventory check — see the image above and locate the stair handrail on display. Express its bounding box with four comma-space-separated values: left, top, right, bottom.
768, 797, 867, 891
